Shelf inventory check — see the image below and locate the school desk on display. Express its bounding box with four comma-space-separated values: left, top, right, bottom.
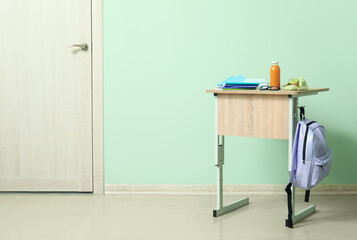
206, 88, 329, 227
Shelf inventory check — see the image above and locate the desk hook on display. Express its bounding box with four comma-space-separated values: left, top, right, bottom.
298, 106, 306, 120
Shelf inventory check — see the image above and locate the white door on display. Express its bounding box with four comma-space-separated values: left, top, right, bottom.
0, 0, 93, 191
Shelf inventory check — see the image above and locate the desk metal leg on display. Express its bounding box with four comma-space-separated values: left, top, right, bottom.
286, 96, 316, 227
213, 135, 249, 217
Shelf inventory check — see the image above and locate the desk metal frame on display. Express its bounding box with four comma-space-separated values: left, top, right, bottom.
209, 89, 328, 227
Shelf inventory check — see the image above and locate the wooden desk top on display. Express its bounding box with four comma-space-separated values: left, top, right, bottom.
206, 88, 329, 96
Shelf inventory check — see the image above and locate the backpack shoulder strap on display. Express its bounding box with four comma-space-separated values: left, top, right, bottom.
303, 120, 316, 202
286, 122, 302, 228
285, 183, 293, 228
305, 190, 310, 202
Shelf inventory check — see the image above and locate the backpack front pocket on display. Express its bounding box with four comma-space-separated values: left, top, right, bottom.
310, 150, 332, 187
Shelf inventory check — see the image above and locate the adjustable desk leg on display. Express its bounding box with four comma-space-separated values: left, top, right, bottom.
286, 96, 316, 227
213, 95, 248, 217
213, 136, 249, 217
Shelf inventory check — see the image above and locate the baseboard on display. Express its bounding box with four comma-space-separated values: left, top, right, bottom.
105, 184, 357, 195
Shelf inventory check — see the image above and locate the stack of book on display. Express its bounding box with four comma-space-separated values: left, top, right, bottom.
217, 75, 266, 90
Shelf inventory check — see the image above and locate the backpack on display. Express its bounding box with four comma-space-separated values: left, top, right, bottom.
289, 119, 333, 192
285, 109, 332, 227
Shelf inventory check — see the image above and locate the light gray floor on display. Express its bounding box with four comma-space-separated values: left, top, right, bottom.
0, 194, 356, 240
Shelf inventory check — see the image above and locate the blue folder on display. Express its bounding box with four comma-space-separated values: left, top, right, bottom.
222, 84, 258, 89
218, 75, 261, 86
223, 84, 258, 88
217, 75, 247, 86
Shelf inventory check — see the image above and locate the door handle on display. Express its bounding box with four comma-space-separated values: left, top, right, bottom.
68, 43, 89, 51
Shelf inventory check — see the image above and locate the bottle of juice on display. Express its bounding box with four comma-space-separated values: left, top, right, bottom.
270, 61, 280, 88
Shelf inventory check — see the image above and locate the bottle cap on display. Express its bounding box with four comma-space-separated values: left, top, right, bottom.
272, 61, 279, 65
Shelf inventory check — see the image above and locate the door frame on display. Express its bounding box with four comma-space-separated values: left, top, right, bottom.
92, 0, 104, 194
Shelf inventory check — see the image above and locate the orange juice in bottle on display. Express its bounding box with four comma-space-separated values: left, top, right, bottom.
270, 61, 280, 89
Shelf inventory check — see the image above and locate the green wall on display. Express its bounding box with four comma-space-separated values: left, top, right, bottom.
104, 0, 357, 184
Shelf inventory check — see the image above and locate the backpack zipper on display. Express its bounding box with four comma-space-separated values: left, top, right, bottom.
302, 121, 316, 164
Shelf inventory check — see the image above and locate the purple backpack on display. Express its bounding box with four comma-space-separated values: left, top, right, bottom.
285, 109, 332, 228
289, 119, 333, 194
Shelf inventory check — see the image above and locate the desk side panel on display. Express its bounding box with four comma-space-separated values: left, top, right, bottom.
217, 94, 289, 139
